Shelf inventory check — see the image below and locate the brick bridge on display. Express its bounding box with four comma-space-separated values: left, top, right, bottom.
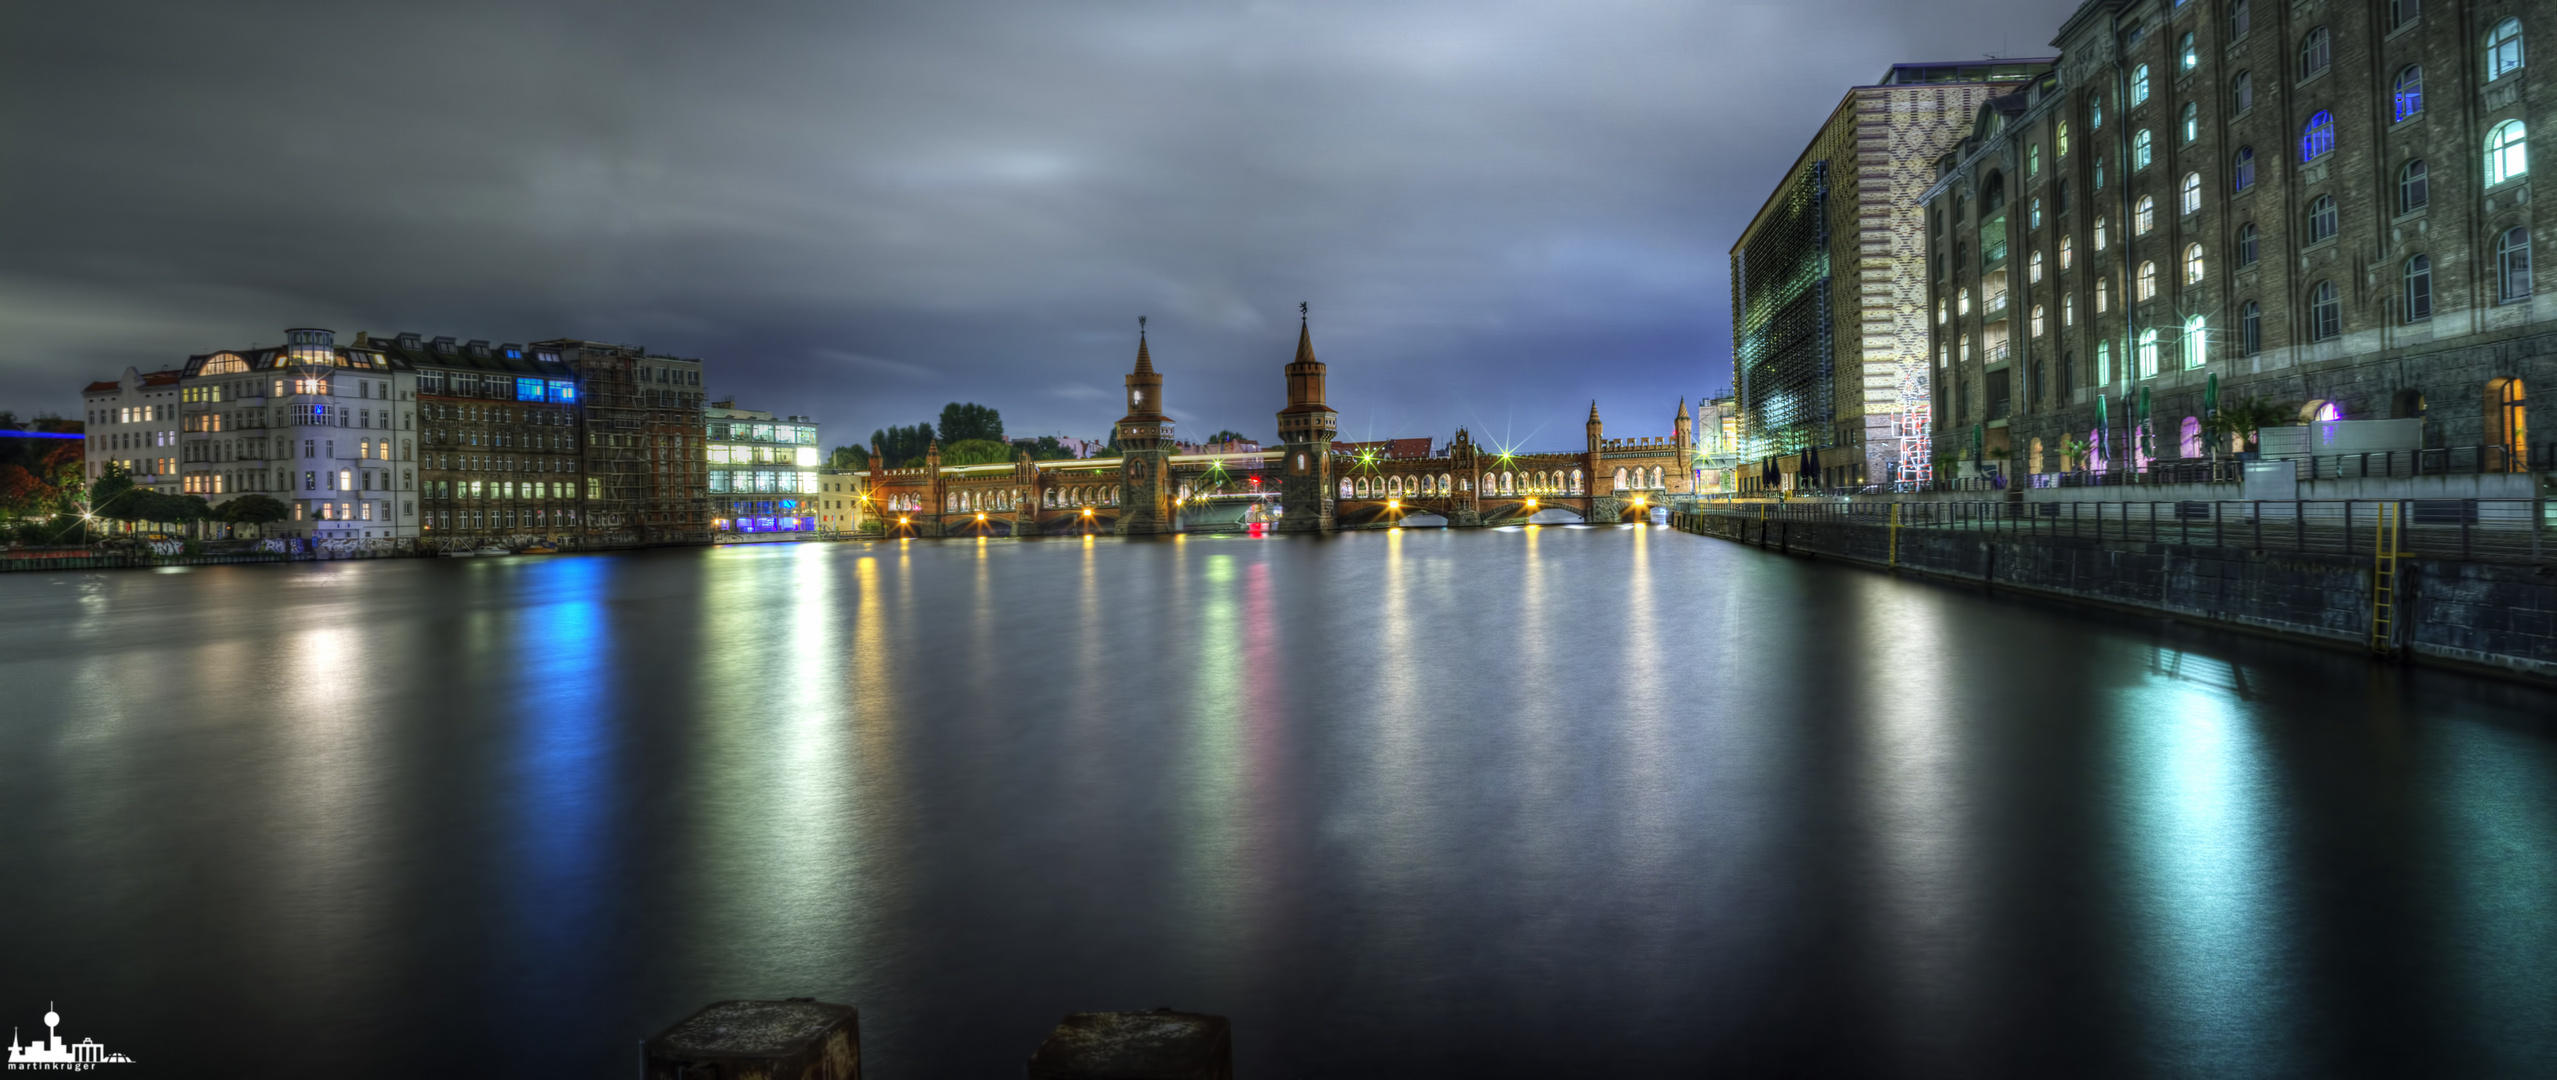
856, 319, 1699, 536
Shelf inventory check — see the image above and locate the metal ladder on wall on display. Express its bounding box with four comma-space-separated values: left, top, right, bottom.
2369, 501, 2401, 655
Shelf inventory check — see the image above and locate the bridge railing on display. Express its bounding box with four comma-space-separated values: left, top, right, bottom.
1680, 498, 2557, 565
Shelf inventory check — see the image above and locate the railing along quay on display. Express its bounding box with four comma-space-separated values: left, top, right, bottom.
1677, 498, 2556, 564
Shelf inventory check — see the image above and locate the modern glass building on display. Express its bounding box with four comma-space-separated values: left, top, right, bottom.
705, 402, 820, 537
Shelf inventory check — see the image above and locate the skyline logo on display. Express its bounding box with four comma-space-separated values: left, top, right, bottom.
6, 1005, 134, 1070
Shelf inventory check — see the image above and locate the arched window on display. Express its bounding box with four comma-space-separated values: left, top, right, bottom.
2300, 26, 2331, 77
2181, 172, 2203, 214
1482, 471, 1496, 494
1387, 475, 1402, 497
2184, 315, 2208, 369
2029, 143, 2042, 177
1936, 298, 1947, 324
2306, 194, 2338, 243
2238, 222, 2260, 266
1500, 471, 1514, 495
2095, 216, 2109, 251
2400, 159, 2430, 212
2097, 275, 2111, 312
2181, 416, 2203, 458
2097, 340, 2113, 384
2182, 102, 2200, 143
2057, 119, 2071, 157
2498, 226, 2533, 302
1339, 478, 1354, 499
2233, 145, 2256, 191
2135, 195, 2156, 234
2180, 31, 2199, 71
2184, 243, 2205, 283
2064, 296, 2076, 327
1442, 472, 1454, 493
2485, 377, 2530, 459
2310, 280, 2343, 339
2487, 17, 2525, 81
2030, 250, 2044, 282
2486, 120, 2529, 186
2233, 70, 2254, 113
1650, 466, 1663, 488
2030, 435, 2046, 474
2138, 328, 2161, 377
2389, 0, 2419, 31
2133, 129, 2154, 169
2302, 110, 2335, 161
1959, 288, 1972, 315
2137, 260, 2158, 300
1611, 467, 1626, 490
2132, 64, 2152, 105
1353, 476, 1367, 498
2060, 235, 2074, 269
2405, 254, 2433, 321
2241, 300, 2262, 355
2393, 66, 2424, 122
1982, 173, 2007, 214
1567, 469, 1581, 494
2031, 304, 2046, 336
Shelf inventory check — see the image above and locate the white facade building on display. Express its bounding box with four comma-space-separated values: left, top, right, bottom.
81, 367, 185, 496
172, 327, 421, 542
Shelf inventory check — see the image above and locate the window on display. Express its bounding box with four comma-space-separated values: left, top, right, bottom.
2399, 159, 2429, 213
2404, 255, 2433, 321
2300, 26, 2331, 78
2499, 227, 2533, 302
2029, 143, 2041, 177
2138, 328, 2161, 377
2181, 172, 2203, 214
2095, 217, 2108, 251
2180, 31, 2199, 72
2032, 304, 2046, 336
1936, 298, 1947, 324
2233, 70, 2254, 113
2133, 129, 2154, 169
2234, 145, 2256, 191
2389, 0, 2418, 30
2132, 64, 2152, 105
2310, 280, 2342, 339
2230, 0, 2250, 37
2098, 341, 2113, 383
2097, 276, 2111, 312
2137, 260, 2159, 299
2064, 296, 2076, 326
2306, 194, 2337, 243
2136, 196, 2156, 235
2090, 95, 2104, 131
2393, 66, 2424, 122
2238, 222, 2259, 266
2241, 300, 2262, 354
2184, 316, 2209, 369
2057, 120, 2071, 157
2030, 250, 2045, 282
2302, 110, 2335, 161
2060, 235, 2074, 269
2031, 197, 2043, 229
2185, 243, 2205, 283
1959, 288, 1972, 315
2486, 120, 2529, 186
2487, 17, 2524, 81
2056, 180, 2071, 215
2182, 102, 2200, 143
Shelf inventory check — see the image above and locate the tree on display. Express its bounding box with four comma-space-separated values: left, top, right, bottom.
940, 438, 1013, 466
216, 493, 291, 537
826, 446, 865, 469
89, 465, 140, 521
869, 422, 937, 468
937, 402, 1003, 445
2203, 396, 2295, 454
1204, 429, 1252, 445
1010, 435, 1078, 462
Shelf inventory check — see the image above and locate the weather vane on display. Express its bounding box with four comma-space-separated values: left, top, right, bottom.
1299, 301, 1308, 324
1139, 315, 1147, 336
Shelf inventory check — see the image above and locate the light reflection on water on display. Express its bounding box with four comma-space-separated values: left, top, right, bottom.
0, 530, 2554, 1077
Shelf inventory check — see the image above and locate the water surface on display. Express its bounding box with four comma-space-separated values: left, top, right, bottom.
2, 526, 2554, 1077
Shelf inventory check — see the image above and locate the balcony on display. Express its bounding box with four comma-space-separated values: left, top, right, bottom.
1984, 290, 2010, 316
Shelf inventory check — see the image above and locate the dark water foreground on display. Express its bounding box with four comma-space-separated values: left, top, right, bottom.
1, 526, 2553, 1078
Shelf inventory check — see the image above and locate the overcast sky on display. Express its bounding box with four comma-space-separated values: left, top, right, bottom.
1, 0, 2068, 452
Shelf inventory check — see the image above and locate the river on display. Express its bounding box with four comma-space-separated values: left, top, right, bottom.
2, 525, 2553, 1077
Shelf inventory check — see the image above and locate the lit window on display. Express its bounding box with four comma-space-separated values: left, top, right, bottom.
2097, 341, 2113, 383
2064, 296, 2075, 327
2310, 280, 2343, 339
2137, 260, 2158, 299
2089, 95, 2103, 131
2181, 172, 2203, 214
2097, 276, 2111, 312
2184, 315, 2208, 369
2131, 64, 2152, 105
2404, 254, 2433, 321
2180, 31, 2199, 71
2133, 129, 2154, 169
2486, 120, 2529, 186
2030, 197, 2043, 229
2138, 328, 2160, 377
2300, 26, 2331, 77
2057, 120, 2071, 156
2487, 17, 2524, 81
2095, 217, 2108, 251
2399, 159, 2429, 213
2032, 304, 2046, 336
2302, 110, 2335, 161
2029, 143, 2041, 176
1959, 288, 1972, 315
2136, 195, 2156, 235
2185, 243, 2205, 283
2029, 250, 2044, 282
2393, 66, 2424, 122
2060, 235, 2074, 269
2182, 102, 2199, 143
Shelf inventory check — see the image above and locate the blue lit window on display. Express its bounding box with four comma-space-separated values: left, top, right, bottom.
2393, 66, 2423, 122
547, 379, 576, 403
2301, 110, 2335, 161
516, 377, 544, 402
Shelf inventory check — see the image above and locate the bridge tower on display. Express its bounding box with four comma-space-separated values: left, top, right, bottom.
1274, 305, 1338, 533
1448, 428, 1480, 526
1586, 401, 1621, 523
1113, 318, 1174, 535
1670, 397, 1695, 494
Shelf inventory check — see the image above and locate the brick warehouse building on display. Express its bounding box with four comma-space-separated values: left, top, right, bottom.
1928, 0, 2549, 475
1733, 60, 2053, 492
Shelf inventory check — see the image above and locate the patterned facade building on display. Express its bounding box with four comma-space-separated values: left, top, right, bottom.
1928, 0, 2550, 474
1733, 61, 2050, 490
536, 339, 709, 546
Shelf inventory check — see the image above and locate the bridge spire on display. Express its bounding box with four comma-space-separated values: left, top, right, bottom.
1134, 315, 1153, 374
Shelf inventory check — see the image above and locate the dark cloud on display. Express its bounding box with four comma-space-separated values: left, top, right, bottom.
0, 0, 2068, 449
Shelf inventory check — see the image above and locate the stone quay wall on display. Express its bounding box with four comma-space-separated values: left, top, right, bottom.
1680, 509, 2557, 682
